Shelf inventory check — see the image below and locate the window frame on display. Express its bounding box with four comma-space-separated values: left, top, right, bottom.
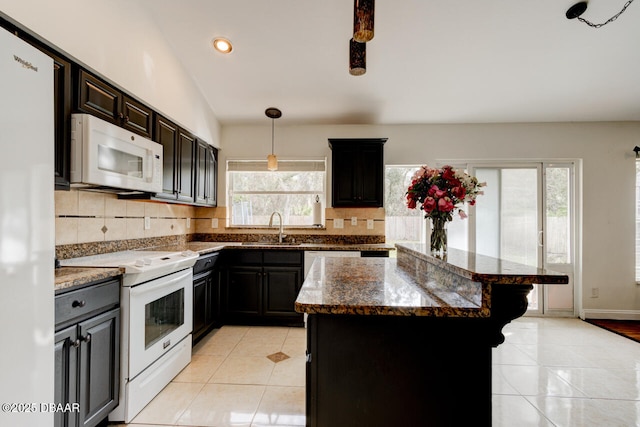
226, 158, 326, 228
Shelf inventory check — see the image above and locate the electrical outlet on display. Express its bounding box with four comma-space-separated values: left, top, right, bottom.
351, 217, 358, 226
144, 216, 150, 230
333, 218, 344, 229
367, 219, 374, 230
211, 218, 218, 228
186, 218, 191, 229
591, 288, 599, 298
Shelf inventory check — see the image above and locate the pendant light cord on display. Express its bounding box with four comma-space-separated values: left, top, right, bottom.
271, 119, 275, 155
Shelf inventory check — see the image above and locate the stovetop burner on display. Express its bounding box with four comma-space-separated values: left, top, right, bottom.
60, 249, 199, 286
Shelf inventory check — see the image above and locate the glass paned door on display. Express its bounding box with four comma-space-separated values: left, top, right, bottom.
470, 163, 575, 315
542, 164, 574, 314
473, 166, 542, 312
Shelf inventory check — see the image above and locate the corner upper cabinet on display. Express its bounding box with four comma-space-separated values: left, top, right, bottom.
75, 69, 153, 138
329, 138, 387, 207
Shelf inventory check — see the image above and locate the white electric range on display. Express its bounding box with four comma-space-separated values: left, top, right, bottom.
61, 249, 199, 423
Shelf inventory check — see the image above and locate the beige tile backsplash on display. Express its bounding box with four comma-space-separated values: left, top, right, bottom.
55, 190, 197, 245
55, 190, 385, 246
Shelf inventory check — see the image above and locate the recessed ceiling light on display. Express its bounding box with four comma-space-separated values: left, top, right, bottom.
212, 37, 233, 54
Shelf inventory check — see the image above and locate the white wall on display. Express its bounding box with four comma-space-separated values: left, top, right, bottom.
222, 122, 640, 317
0, 0, 221, 147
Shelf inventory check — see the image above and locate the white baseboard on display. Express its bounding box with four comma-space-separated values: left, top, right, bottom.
580, 309, 640, 321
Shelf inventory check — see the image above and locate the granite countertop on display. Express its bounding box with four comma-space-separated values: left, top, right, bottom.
149, 241, 395, 255
55, 266, 123, 293
397, 243, 569, 285
54, 241, 394, 292
295, 257, 486, 317
295, 244, 568, 318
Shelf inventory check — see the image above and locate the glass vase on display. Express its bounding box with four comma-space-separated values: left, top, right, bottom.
430, 217, 448, 257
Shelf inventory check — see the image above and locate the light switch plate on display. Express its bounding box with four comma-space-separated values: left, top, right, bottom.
367, 219, 374, 230
186, 218, 191, 229
334, 218, 344, 229
144, 216, 150, 230
211, 218, 218, 228
351, 217, 357, 226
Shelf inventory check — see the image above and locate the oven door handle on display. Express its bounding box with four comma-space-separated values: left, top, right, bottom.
129, 269, 191, 297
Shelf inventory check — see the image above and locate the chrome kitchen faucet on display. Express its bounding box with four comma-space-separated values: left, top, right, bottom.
268, 211, 286, 243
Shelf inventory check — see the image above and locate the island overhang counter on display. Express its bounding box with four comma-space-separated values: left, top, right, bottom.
295, 243, 568, 427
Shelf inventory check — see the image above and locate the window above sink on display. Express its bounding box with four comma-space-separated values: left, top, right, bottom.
227, 159, 326, 227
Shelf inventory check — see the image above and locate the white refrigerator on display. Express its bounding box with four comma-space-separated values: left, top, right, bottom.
0, 26, 55, 426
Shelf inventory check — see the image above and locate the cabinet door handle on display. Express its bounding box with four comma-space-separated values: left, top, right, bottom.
72, 300, 86, 308
80, 334, 91, 343
71, 339, 80, 348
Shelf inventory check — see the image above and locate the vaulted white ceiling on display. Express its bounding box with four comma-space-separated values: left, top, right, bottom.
135, 0, 640, 126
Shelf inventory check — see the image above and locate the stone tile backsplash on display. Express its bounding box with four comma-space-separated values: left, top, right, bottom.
55, 190, 386, 247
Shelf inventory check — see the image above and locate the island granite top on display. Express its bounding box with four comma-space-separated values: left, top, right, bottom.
397, 243, 569, 285
295, 244, 568, 317
295, 257, 486, 317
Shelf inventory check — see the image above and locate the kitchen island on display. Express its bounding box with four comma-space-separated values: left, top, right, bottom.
295, 243, 568, 427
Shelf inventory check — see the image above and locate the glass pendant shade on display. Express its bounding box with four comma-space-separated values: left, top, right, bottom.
353, 0, 374, 42
267, 154, 278, 171
349, 38, 366, 76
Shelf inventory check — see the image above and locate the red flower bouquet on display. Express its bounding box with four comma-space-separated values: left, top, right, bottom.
406, 165, 485, 254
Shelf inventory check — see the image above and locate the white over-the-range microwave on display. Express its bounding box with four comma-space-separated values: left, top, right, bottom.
70, 113, 163, 193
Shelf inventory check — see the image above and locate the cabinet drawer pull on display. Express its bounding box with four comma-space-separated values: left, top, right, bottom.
72, 300, 86, 308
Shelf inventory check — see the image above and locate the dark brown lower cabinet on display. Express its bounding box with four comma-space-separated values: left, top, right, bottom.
221, 250, 304, 326
305, 314, 493, 427
192, 252, 221, 344
54, 279, 120, 427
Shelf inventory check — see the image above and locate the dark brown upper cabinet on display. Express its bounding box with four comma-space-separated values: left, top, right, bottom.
152, 115, 198, 204
153, 115, 180, 201
76, 69, 153, 138
47, 47, 72, 190
195, 140, 218, 206
150, 115, 217, 206
176, 129, 196, 203
329, 138, 387, 207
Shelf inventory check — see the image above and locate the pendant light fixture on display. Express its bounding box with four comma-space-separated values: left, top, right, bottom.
353, 0, 375, 42
265, 107, 281, 171
566, 1, 635, 28
349, 38, 366, 76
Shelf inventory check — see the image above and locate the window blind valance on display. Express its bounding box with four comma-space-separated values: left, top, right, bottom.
227, 159, 326, 172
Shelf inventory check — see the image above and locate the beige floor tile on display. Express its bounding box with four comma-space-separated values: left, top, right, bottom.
268, 357, 305, 387
230, 339, 285, 358
210, 356, 275, 385
112, 424, 170, 427
281, 336, 306, 358
285, 327, 306, 340
211, 325, 251, 340
194, 335, 241, 357
173, 354, 226, 383
177, 383, 265, 427
252, 386, 306, 427
243, 326, 290, 343
131, 382, 204, 425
